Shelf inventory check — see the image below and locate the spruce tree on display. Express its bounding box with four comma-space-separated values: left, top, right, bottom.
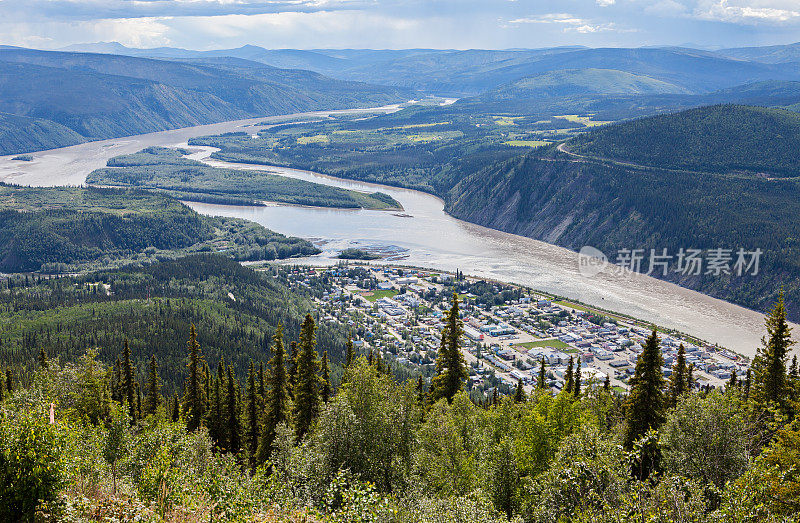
574, 357, 582, 398
429, 293, 468, 403
122, 339, 136, 422
171, 396, 180, 422
258, 362, 266, 404
208, 367, 225, 449
143, 354, 162, 416
667, 343, 688, 407
183, 324, 206, 432
564, 357, 574, 394
538, 359, 547, 389
226, 366, 241, 454
293, 314, 321, 441
687, 364, 694, 392
728, 371, 738, 390
623, 329, 666, 449
744, 368, 752, 400
321, 350, 331, 403
135, 383, 142, 420
346, 335, 354, 367
112, 359, 122, 403
416, 376, 425, 404
514, 379, 526, 403
288, 341, 299, 397
751, 291, 795, 412
0, 369, 4, 403
5, 369, 12, 394
257, 324, 290, 463
246, 362, 259, 463
604, 374, 611, 392
38, 347, 48, 369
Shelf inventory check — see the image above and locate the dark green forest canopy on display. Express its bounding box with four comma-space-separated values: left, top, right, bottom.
0, 184, 319, 273
568, 104, 800, 176
88, 147, 402, 210
0, 255, 347, 393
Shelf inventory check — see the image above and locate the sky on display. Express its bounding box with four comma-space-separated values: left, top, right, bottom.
1, 0, 799, 51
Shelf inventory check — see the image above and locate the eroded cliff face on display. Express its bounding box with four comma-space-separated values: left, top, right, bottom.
443, 148, 800, 319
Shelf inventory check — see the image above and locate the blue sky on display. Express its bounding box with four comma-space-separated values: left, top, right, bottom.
2, 0, 799, 50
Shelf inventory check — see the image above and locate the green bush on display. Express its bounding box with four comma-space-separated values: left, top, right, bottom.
0, 409, 66, 521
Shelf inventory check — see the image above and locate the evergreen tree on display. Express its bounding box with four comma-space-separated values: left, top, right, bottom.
624, 329, 666, 450
288, 341, 299, 397
668, 343, 688, 407
258, 362, 266, 404
246, 362, 259, 463
293, 314, 321, 441
564, 357, 574, 394
574, 357, 582, 398
143, 354, 162, 416
751, 291, 795, 412
208, 366, 225, 449
604, 374, 611, 392
257, 324, 290, 464
0, 369, 4, 403
416, 376, 425, 404
38, 347, 48, 369
790, 355, 799, 379
728, 371, 739, 390
346, 335, 354, 367
112, 359, 122, 403
171, 396, 180, 422
226, 366, 241, 454
321, 350, 331, 403
537, 359, 547, 389
367, 350, 374, 366
135, 383, 142, 420
122, 339, 136, 422
744, 368, 752, 401
5, 369, 12, 394
429, 293, 468, 403
514, 379, 526, 403
182, 324, 206, 432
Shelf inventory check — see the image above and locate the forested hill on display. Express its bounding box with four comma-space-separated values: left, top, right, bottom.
0, 255, 347, 392
567, 105, 800, 177
0, 184, 319, 273
0, 48, 408, 155
445, 108, 800, 318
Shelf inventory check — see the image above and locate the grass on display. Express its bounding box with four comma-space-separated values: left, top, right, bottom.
360, 289, 399, 302
504, 140, 550, 147
297, 134, 329, 145
554, 115, 612, 128
493, 116, 523, 126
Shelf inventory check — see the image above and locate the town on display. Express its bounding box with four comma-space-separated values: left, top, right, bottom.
272, 262, 749, 398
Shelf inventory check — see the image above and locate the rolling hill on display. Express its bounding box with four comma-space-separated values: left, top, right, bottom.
567, 104, 800, 177
445, 104, 800, 319
0, 48, 408, 155
476, 69, 691, 100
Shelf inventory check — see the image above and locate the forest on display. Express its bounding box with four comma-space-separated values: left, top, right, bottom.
0, 274, 798, 522
568, 105, 800, 176
0, 185, 319, 273
87, 147, 402, 211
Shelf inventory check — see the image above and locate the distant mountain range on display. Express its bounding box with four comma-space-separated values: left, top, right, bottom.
0, 47, 408, 155
56, 42, 800, 96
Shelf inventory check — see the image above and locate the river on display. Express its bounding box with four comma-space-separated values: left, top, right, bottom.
0, 108, 789, 356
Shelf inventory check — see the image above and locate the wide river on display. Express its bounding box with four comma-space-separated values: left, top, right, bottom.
0, 106, 792, 356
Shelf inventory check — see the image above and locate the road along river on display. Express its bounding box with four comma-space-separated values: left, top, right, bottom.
0, 110, 791, 356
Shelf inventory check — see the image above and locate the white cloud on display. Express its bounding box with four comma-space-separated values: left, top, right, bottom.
597, 0, 616, 6
508, 13, 617, 33
695, 0, 800, 23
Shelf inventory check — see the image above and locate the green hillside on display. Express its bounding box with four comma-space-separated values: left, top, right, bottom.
446, 139, 800, 318
0, 184, 319, 273
568, 105, 800, 177
479, 68, 690, 99
88, 146, 402, 210
0, 255, 345, 391
0, 48, 408, 155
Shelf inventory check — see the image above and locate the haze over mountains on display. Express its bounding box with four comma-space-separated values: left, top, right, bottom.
5, 41, 800, 156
